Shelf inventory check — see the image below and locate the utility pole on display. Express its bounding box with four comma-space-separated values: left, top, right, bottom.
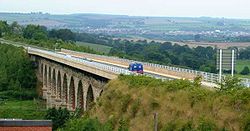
231, 49, 235, 77
154, 113, 158, 131
219, 49, 222, 83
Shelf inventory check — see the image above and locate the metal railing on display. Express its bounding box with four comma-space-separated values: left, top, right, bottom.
29, 47, 136, 76
4, 39, 249, 87
61, 49, 250, 87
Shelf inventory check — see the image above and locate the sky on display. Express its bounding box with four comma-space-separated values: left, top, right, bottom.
0, 0, 250, 19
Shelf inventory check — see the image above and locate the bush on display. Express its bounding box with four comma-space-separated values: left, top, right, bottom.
120, 94, 131, 113
61, 117, 113, 131
161, 121, 177, 131
240, 66, 250, 75
150, 99, 160, 110
197, 118, 217, 131
241, 113, 250, 131
130, 99, 140, 118
0, 44, 37, 91
118, 118, 129, 131
220, 76, 242, 91
181, 121, 195, 131
45, 107, 70, 130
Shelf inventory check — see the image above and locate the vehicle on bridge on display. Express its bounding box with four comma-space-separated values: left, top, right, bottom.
65, 54, 72, 58
128, 63, 144, 74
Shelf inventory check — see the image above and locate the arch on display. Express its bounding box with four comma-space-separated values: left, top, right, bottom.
77, 81, 84, 109
44, 65, 47, 86
63, 74, 68, 103
69, 77, 76, 110
86, 85, 94, 110
52, 69, 56, 95
57, 71, 62, 98
99, 90, 103, 96
41, 63, 43, 76
48, 66, 51, 91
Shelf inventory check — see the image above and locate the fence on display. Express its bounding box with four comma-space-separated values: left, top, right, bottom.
61, 49, 250, 87
28, 47, 136, 76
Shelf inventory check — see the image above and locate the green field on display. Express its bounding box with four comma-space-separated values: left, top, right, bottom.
76, 41, 112, 54
0, 99, 46, 120
236, 60, 250, 78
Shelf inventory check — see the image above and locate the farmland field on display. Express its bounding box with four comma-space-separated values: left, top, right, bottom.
76, 41, 112, 54
235, 60, 250, 78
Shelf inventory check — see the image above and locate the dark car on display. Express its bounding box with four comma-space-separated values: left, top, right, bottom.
128, 63, 144, 74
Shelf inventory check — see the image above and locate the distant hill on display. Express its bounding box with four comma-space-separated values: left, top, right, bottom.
1, 12, 250, 31
1, 12, 250, 42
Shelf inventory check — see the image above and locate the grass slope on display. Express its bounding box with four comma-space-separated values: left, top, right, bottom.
236, 60, 250, 78
76, 41, 112, 54
89, 75, 250, 131
0, 99, 46, 120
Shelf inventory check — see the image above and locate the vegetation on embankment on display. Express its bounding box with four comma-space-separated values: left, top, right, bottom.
0, 44, 36, 92
0, 99, 46, 119
0, 44, 46, 120
62, 75, 250, 131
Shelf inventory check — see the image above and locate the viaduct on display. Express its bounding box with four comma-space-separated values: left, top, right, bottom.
25, 46, 250, 111
29, 48, 132, 111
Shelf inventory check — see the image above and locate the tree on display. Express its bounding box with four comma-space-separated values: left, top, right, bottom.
220, 76, 242, 91
23, 25, 47, 40
0, 21, 10, 37
0, 44, 36, 91
193, 75, 202, 88
240, 66, 250, 75
45, 107, 70, 130
239, 47, 250, 59
10, 21, 22, 35
49, 29, 75, 41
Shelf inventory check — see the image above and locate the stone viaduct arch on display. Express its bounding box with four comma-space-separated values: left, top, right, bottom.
37, 57, 108, 111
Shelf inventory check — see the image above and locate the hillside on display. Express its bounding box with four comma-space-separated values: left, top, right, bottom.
82, 75, 250, 131
2, 12, 250, 42
1, 13, 250, 32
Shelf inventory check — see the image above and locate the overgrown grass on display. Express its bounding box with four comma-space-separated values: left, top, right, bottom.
0, 88, 46, 120
0, 99, 46, 120
88, 75, 250, 130
0, 89, 38, 100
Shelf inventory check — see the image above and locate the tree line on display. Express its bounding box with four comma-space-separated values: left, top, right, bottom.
109, 40, 217, 72
0, 21, 99, 54
1, 20, 250, 73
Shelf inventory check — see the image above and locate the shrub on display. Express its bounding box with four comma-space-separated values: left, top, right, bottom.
193, 75, 202, 88
130, 99, 140, 118
45, 107, 70, 130
150, 99, 160, 110
242, 114, 250, 131
240, 66, 250, 75
220, 76, 242, 91
120, 94, 131, 113
181, 121, 195, 131
118, 118, 129, 131
161, 121, 177, 131
197, 118, 217, 131
61, 117, 113, 131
